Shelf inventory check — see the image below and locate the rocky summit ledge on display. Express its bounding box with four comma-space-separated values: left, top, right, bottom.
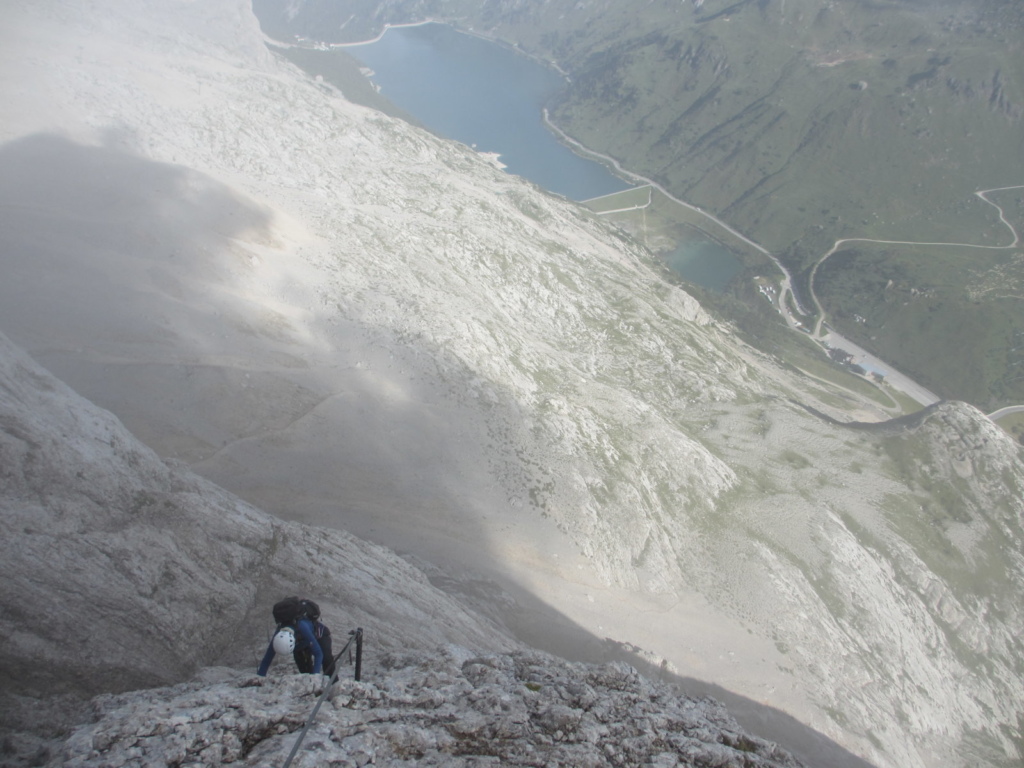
59, 648, 803, 768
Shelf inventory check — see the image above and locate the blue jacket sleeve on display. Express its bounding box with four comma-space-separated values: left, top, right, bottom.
257, 640, 276, 676
296, 619, 323, 674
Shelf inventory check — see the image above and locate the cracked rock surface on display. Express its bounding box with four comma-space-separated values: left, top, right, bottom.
60, 650, 803, 768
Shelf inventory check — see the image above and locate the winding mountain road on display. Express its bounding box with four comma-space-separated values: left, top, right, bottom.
808, 186, 1024, 338
547, 112, 1023, 414
801, 185, 1024, 409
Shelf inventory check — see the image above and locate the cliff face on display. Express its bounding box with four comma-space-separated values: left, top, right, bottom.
2, 1, 1024, 767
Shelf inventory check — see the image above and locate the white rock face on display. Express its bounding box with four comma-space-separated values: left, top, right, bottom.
58, 650, 804, 768
1, 1, 1023, 767
0, 330, 514, 705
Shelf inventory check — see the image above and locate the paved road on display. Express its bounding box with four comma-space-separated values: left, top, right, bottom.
989, 405, 1024, 420
774, 282, 940, 407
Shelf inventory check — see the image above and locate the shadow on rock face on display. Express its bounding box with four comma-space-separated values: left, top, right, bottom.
0, 131, 544, 591
0, 132, 340, 474
0, 132, 514, 693
0, 132, 273, 353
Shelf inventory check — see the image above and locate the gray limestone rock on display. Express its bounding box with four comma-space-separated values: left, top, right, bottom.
56, 649, 805, 768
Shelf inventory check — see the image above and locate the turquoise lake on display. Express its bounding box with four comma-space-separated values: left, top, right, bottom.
664, 239, 744, 293
344, 23, 630, 202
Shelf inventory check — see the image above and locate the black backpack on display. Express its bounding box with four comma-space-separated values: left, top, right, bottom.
272, 596, 321, 627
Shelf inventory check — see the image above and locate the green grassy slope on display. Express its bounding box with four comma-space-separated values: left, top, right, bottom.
816, 232, 1024, 410
545, 0, 1023, 253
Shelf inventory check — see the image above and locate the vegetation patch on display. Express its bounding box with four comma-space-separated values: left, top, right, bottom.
993, 410, 1024, 444
816, 239, 1024, 409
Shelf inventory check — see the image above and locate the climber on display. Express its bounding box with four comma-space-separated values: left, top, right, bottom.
256, 597, 335, 678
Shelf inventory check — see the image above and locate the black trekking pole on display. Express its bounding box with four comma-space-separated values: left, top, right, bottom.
353, 628, 363, 682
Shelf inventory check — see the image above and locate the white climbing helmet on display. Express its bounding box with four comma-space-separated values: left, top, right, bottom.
272, 626, 296, 654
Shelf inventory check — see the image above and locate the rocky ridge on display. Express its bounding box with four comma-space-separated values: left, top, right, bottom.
59, 650, 803, 768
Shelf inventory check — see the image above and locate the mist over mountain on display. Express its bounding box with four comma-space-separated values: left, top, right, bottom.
0, 332, 809, 768
0, 328, 513, 700
2, 1, 1024, 767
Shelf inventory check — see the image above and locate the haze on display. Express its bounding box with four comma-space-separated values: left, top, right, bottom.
2, 2, 1022, 767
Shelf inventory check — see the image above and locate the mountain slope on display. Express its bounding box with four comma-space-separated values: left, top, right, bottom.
254, 0, 1024, 255
254, 0, 1024, 407
0, 331, 805, 768
2, 1, 1024, 767
0, 329, 514, 728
